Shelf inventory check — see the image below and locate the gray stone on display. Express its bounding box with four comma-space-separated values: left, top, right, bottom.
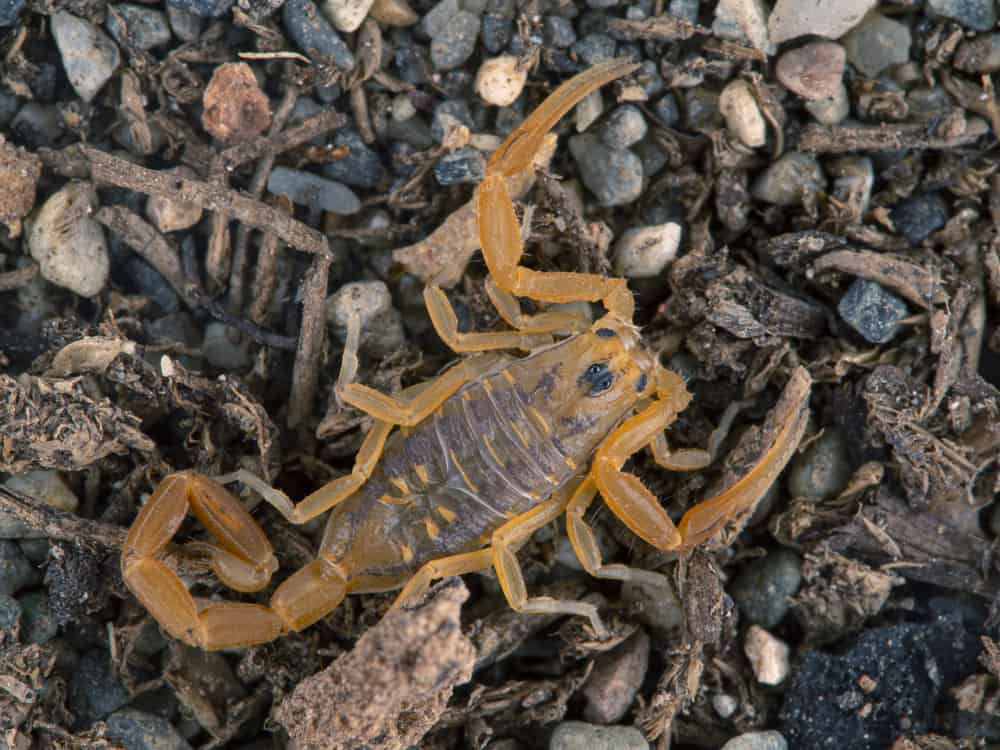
322, 129, 385, 189
729, 547, 801, 628
166, 0, 233, 18
927, 0, 996, 32
714, 0, 771, 54
544, 15, 576, 48
955, 33, 1000, 73
11, 103, 65, 148
621, 579, 685, 634
890, 191, 948, 245
283, 0, 355, 70
422, 0, 458, 38
599, 105, 647, 149
106, 4, 172, 50
1, 472, 79, 539
267, 166, 361, 214
751, 152, 825, 207
69, 649, 131, 725
568, 134, 643, 207
838, 279, 908, 345
571, 33, 617, 66
582, 630, 650, 724
768, 0, 876, 45
0, 541, 36, 595
0, 593, 21, 633
612, 223, 681, 278
550, 722, 649, 750
434, 147, 486, 185
481, 13, 512, 53
805, 83, 851, 125
51, 11, 121, 103
432, 99, 474, 143
842, 12, 911, 79
106, 709, 193, 750
431, 11, 480, 71
653, 92, 680, 127
0, 0, 25, 27
166, 4, 202, 41
202, 322, 250, 370
721, 730, 788, 750
788, 428, 851, 500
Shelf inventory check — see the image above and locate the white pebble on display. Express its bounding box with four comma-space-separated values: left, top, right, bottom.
322, 0, 375, 32
475, 55, 528, 107
28, 182, 109, 297
713, 693, 739, 719
327, 280, 393, 328
744, 625, 790, 686
715, 0, 772, 54
769, 0, 877, 44
613, 223, 681, 278
719, 79, 766, 148
805, 82, 851, 125
146, 167, 203, 233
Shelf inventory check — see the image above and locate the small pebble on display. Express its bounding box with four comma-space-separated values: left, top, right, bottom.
549, 721, 649, 750
954, 33, 1000, 73
20, 589, 58, 644
28, 182, 110, 297
841, 12, 911, 79
568, 134, 643, 207
69, 649, 131, 725
544, 15, 576, 48
434, 147, 486, 185
0, 473, 77, 539
890, 191, 948, 245
202, 62, 271, 143
422, 0, 457, 38
431, 11, 480, 71
683, 88, 723, 131
714, 0, 771, 54
721, 730, 789, 750
574, 90, 604, 132
571, 33, 617, 66
719, 79, 766, 148
612, 223, 681, 278
327, 281, 405, 357
927, 0, 996, 32
475, 55, 527, 106
669, 0, 698, 23
431, 99, 474, 143
599, 105, 647, 149
768, 0, 876, 45
729, 547, 801, 628
370, 0, 419, 26
166, 0, 233, 17
0, 541, 36, 596
0, 593, 22, 634
713, 692, 739, 719
202, 322, 250, 370
481, 13, 511, 53
0, 91, 20, 127
653, 93, 680, 127
582, 630, 650, 724
621, 579, 685, 633
322, 0, 375, 32
147, 167, 203, 233
322, 129, 385, 189
106, 4, 172, 50
744, 625, 791, 686
116, 254, 180, 314
0, 0, 25, 26
838, 278, 909, 345
804, 83, 851, 125
51, 11, 121, 103
283, 0, 356, 70
107, 709, 194, 750
167, 5, 202, 41
775, 41, 845, 101
268, 166, 361, 214
788, 428, 851, 500
751, 152, 825, 207
18, 539, 49, 564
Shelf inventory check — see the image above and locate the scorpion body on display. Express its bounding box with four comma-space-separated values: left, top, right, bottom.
121, 60, 812, 650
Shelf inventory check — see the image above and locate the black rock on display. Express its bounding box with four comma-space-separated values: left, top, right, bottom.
166, 0, 233, 18
0, 0, 25, 27
434, 147, 486, 185
654, 92, 680, 127
482, 13, 512, 53
322, 129, 385, 189
69, 649, 131, 726
890, 191, 948, 245
431, 99, 474, 143
571, 32, 617, 66
544, 15, 577, 48
838, 278, 908, 344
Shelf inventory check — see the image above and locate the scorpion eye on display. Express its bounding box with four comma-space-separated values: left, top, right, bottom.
580, 362, 614, 396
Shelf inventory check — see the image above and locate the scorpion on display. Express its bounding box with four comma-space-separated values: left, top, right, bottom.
121, 59, 812, 650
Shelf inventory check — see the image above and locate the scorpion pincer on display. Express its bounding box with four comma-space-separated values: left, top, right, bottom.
121, 59, 812, 650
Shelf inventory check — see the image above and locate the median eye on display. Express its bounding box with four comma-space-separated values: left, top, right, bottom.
580, 362, 614, 396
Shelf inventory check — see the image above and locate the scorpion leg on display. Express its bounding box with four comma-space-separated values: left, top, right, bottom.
565, 476, 674, 590
215, 419, 394, 524
390, 548, 494, 607
478, 59, 639, 318
650, 400, 752, 471
340, 352, 504, 426
492, 486, 609, 638
122, 472, 290, 649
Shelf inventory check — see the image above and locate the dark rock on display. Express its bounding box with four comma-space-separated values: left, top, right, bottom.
654, 92, 680, 127
20, 589, 58, 644
730, 547, 801, 628
282, 0, 355, 70
166, 0, 233, 18
890, 191, 948, 245
0, 0, 25, 27
0, 541, 36, 595
838, 279, 908, 344
434, 147, 486, 185
568, 133, 643, 206
571, 32, 617, 66
431, 99, 474, 143
544, 15, 577, 48
481, 13, 512, 52
322, 129, 385, 189
107, 709, 193, 750
430, 11, 480, 71
106, 4, 172, 49
0, 593, 21, 633
69, 649, 131, 726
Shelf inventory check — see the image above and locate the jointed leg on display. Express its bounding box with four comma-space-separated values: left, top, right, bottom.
492, 486, 609, 638
391, 548, 494, 608
339, 353, 505, 426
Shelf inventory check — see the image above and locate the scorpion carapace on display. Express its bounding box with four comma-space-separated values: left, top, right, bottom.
121, 60, 812, 650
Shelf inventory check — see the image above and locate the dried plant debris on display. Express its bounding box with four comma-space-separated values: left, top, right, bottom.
274, 579, 475, 750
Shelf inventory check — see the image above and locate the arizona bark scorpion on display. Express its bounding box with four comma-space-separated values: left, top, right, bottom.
121, 59, 812, 650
